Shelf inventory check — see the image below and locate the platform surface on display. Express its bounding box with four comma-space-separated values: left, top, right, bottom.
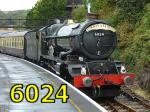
0, 54, 107, 112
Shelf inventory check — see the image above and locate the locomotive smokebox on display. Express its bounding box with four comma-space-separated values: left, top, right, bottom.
74, 20, 117, 60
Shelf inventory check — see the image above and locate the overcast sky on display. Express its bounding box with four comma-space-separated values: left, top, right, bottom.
0, 0, 38, 11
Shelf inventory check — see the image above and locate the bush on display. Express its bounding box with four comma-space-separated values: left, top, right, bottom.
122, 3, 150, 74
116, 0, 145, 23
72, 6, 86, 22
26, 0, 67, 25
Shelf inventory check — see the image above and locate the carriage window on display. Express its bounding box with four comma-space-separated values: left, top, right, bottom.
2, 38, 3, 46
16, 37, 19, 48
8, 38, 9, 47
12, 38, 14, 48
14, 38, 16, 48
16, 38, 18, 48
1, 39, 2, 46
19, 38, 21, 48
3, 39, 4, 47
0, 39, 1, 46
21, 39, 24, 48
5, 38, 6, 47
9, 38, 11, 47
0, 38, 1, 46
6, 38, 8, 47
10, 38, 12, 48
18, 38, 20, 48
17, 38, 19, 48
20, 38, 23, 49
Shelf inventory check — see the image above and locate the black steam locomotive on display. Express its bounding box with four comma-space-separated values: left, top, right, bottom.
0, 19, 135, 98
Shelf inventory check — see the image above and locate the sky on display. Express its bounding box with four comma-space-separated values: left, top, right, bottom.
0, 0, 38, 11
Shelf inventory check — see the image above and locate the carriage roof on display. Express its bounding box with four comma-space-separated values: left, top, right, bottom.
0, 31, 28, 38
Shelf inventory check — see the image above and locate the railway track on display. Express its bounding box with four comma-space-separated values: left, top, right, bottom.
121, 86, 150, 109
98, 86, 150, 112
29, 60, 150, 112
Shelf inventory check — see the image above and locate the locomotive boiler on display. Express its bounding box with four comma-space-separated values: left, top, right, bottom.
45, 19, 117, 60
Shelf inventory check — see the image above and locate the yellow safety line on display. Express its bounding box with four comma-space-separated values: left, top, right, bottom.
48, 79, 82, 112
69, 99, 82, 112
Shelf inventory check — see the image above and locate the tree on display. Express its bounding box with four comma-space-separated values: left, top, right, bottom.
116, 0, 150, 23
26, 0, 67, 26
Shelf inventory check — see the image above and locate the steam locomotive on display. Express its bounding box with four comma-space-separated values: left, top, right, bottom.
0, 19, 135, 98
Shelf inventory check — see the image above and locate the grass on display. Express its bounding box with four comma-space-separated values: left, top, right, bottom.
134, 88, 150, 100
130, 85, 150, 100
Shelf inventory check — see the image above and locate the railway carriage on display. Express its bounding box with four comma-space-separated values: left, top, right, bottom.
0, 31, 27, 57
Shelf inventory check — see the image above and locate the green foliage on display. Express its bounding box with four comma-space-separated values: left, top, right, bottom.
116, 0, 150, 23
0, 10, 6, 19
99, 4, 119, 27
104, 12, 119, 27
26, 0, 67, 20
0, 10, 28, 19
90, 0, 108, 13
0, 10, 28, 26
121, 3, 150, 74
72, 6, 86, 22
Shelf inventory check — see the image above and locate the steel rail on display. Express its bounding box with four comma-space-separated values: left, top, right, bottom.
121, 86, 150, 109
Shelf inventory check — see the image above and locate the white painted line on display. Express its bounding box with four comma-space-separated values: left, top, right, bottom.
20, 58, 107, 112
1, 53, 107, 112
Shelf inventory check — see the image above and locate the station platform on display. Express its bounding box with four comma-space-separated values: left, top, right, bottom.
0, 54, 107, 112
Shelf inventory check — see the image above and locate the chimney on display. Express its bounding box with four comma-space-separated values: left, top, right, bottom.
87, 13, 99, 19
